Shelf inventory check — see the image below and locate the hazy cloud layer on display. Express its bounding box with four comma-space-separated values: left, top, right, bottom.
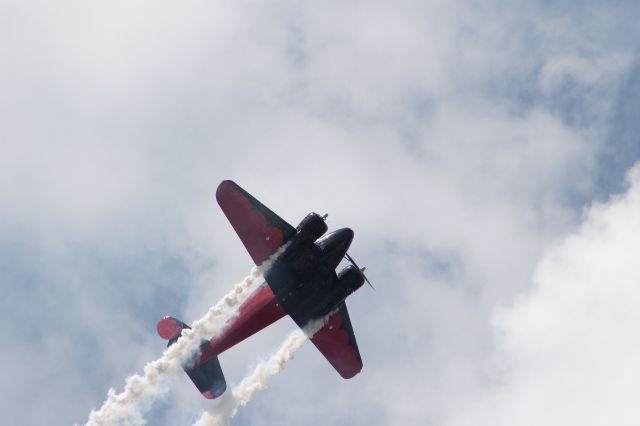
1, 1, 640, 425
449, 165, 640, 426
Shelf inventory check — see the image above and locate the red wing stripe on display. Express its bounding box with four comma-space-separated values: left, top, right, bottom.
216, 180, 295, 265
310, 304, 362, 379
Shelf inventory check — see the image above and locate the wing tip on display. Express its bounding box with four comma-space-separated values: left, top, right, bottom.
216, 180, 237, 203
202, 383, 227, 399
339, 363, 363, 379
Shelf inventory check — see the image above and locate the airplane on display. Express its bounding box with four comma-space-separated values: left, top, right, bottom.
156, 180, 370, 399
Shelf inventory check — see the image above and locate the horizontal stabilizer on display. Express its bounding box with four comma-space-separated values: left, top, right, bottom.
186, 355, 227, 399
156, 316, 227, 399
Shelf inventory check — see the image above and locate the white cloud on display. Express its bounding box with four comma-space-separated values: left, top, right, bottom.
446, 163, 640, 425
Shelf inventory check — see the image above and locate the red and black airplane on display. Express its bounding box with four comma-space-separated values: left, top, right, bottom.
156, 180, 369, 399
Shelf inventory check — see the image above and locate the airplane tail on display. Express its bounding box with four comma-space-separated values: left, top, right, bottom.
156, 316, 227, 399
185, 352, 226, 399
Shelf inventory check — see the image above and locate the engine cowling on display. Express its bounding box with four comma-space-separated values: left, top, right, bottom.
307, 265, 365, 319
296, 212, 328, 241
316, 265, 365, 317
337, 264, 365, 295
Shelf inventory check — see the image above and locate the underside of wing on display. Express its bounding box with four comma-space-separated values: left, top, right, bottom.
216, 180, 296, 265
310, 302, 363, 379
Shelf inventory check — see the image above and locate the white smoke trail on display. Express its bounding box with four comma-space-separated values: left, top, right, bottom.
192, 317, 329, 426
85, 245, 288, 426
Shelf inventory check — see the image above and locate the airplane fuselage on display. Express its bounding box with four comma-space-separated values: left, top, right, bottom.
197, 222, 362, 364
268, 226, 359, 325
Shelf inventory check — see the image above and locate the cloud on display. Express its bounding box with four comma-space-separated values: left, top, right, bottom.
447, 163, 640, 426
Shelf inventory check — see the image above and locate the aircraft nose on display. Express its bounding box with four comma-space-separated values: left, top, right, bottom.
333, 228, 354, 256
335, 228, 354, 246
315, 227, 354, 257
308, 227, 356, 271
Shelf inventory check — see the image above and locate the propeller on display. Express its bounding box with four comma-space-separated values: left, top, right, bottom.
344, 252, 374, 290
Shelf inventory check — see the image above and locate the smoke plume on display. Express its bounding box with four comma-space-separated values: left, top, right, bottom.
192, 318, 329, 426
85, 246, 288, 426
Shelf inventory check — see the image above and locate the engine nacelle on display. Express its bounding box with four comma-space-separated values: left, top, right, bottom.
296, 212, 328, 241
337, 264, 365, 296
307, 265, 365, 319
310, 265, 364, 318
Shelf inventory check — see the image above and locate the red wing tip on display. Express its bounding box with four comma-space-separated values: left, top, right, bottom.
157, 316, 181, 340
216, 180, 237, 201
202, 385, 226, 399
339, 365, 363, 379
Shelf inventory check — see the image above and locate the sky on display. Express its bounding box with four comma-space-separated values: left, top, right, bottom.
2, 1, 640, 425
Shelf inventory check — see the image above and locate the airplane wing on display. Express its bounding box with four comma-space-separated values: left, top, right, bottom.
216, 180, 296, 265
310, 302, 363, 379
